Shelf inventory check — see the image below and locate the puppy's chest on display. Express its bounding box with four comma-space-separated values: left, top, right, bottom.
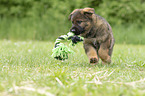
84, 38, 100, 49
84, 38, 98, 44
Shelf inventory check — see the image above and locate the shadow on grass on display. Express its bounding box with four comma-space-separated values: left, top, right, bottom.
51, 58, 122, 69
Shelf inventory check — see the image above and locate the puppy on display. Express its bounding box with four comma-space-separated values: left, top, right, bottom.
69, 8, 115, 64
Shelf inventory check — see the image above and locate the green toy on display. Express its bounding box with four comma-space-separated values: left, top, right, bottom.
51, 32, 84, 60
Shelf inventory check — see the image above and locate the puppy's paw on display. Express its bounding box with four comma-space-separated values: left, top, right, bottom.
90, 57, 98, 64
102, 57, 111, 65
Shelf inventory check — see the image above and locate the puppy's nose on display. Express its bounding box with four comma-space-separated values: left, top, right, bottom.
70, 29, 76, 32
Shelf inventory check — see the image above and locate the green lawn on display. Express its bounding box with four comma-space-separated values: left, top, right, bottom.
0, 40, 145, 96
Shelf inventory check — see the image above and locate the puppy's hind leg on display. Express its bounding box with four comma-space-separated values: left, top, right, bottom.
98, 40, 112, 64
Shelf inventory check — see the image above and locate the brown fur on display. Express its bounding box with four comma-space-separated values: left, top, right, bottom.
69, 8, 115, 64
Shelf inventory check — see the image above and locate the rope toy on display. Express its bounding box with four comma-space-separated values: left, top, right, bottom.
51, 32, 84, 60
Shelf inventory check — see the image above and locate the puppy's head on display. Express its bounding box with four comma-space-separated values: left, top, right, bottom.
69, 8, 95, 35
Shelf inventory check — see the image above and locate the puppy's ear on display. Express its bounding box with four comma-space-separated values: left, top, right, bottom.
68, 14, 72, 20
82, 8, 95, 19
68, 9, 79, 20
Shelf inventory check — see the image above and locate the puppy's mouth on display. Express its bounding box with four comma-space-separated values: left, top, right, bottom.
70, 26, 85, 35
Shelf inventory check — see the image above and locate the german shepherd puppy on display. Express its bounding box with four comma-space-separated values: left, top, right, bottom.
69, 8, 115, 64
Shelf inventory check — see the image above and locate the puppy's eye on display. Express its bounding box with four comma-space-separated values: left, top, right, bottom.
76, 21, 82, 24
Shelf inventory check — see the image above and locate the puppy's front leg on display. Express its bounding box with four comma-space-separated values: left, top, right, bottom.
83, 43, 99, 64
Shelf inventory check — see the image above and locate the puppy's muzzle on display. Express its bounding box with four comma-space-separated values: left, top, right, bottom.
70, 29, 76, 33
70, 25, 84, 35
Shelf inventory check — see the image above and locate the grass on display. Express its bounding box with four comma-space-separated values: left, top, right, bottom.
113, 24, 145, 44
0, 18, 69, 41
0, 40, 145, 96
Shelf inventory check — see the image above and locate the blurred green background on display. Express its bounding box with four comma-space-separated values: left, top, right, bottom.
0, 0, 145, 44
